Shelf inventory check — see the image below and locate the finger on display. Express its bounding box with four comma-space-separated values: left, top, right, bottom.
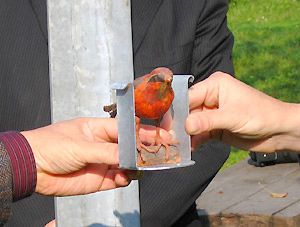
160, 109, 173, 130
189, 77, 219, 110
99, 169, 130, 191
37, 164, 129, 195
139, 125, 174, 144
185, 109, 231, 135
87, 118, 118, 143
114, 171, 131, 186
83, 141, 119, 165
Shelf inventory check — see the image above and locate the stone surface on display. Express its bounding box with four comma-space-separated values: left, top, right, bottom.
138, 145, 181, 166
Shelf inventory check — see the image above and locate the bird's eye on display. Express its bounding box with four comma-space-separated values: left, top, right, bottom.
149, 74, 165, 83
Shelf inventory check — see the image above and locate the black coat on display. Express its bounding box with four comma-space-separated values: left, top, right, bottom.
0, 0, 234, 226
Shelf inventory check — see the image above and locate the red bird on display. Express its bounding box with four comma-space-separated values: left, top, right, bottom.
104, 67, 174, 162
134, 67, 174, 161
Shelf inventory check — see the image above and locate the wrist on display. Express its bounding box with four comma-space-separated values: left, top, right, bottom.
274, 103, 300, 152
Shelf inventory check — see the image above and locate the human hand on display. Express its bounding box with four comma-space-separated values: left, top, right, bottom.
21, 118, 132, 196
185, 72, 300, 152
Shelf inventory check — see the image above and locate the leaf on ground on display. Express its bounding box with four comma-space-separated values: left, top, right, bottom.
270, 192, 288, 198
259, 182, 288, 198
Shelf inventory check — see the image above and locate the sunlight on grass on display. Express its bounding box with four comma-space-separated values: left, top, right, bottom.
222, 148, 249, 170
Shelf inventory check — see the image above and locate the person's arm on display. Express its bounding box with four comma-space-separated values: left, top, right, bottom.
0, 131, 36, 224
0, 132, 36, 201
0, 141, 13, 224
186, 73, 300, 153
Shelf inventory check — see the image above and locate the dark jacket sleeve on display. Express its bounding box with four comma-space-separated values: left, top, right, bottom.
0, 142, 13, 225
191, 0, 234, 83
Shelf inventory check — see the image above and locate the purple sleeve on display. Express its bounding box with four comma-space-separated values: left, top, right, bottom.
0, 142, 13, 224
0, 131, 37, 201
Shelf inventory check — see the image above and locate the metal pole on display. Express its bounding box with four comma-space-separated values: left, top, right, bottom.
47, 0, 140, 226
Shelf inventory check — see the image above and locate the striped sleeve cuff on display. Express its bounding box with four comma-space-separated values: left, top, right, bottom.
0, 142, 13, 224
0, 131, 37, 201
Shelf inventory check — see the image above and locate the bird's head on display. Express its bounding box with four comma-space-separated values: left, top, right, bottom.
149, 67, 173, 85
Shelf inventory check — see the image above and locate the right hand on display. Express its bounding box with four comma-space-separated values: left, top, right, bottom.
22, 118, 132, 197
185, 72, 300, 153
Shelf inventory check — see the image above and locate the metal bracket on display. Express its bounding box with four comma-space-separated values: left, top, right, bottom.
113, 75, 195, 170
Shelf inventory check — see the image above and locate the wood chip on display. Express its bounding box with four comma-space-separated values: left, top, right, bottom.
270, 192, 288, 198
259, 182, 288, 198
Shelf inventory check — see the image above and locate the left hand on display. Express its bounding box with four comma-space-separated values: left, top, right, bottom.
22, 118, 131, 196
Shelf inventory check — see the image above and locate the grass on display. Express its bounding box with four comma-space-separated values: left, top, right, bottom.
222, 0, 300, 169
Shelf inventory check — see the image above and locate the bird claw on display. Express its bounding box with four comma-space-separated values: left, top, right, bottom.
135, 115, 179, 163
136, 139, 180, 165
151, 135, 180, 161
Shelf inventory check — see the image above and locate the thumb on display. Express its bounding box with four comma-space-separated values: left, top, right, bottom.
185, 109, 231, 135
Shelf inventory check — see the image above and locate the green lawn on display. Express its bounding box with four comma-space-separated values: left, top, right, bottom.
223, 0, 300, 169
